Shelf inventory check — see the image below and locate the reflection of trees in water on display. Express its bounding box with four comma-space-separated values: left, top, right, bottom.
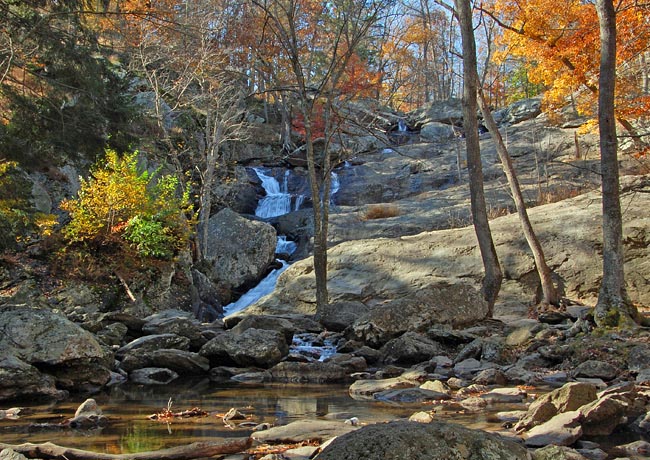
119, 423, 166, 454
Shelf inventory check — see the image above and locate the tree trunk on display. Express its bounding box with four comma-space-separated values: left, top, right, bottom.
454, 0, 502, 313
593, 0, 640, 327
477, 87, 560, 307
0, 438, 251, 460
302, 105, 329, 311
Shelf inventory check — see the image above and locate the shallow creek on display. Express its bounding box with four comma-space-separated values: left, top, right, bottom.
0, 380, 530, 454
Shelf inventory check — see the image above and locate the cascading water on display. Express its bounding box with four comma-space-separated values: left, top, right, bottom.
223, 167, 341, 318
253, 167, 303, 218
223, 168, 303, 317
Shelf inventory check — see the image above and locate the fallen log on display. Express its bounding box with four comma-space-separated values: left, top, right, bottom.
0, 437, 251, 460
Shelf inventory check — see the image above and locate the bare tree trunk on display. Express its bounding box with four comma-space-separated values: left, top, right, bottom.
593, 0, 640, 327
302, 106, 329, 310
477, 87, 560, 307
454, 0, 502, 314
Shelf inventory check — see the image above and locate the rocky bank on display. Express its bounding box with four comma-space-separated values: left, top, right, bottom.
1, 97, 649, 459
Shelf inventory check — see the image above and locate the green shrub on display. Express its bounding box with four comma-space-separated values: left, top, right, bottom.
60, 149, 191, 258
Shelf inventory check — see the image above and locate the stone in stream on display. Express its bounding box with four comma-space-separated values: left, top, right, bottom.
515, 382, 597, 432
315, 420, 530, 460
130, 367, 179, 385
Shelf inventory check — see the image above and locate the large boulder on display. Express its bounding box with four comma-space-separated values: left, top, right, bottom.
410, 98, 464, 127
119, 349, 209, 374
515, 382, 597, 432
0, 305, 112, 366
142, 310, 206, 349
204, 208, 277, 299
419, 122, 456, 142
200, 328, 289, 368
0, 356, 67, 401
316, 420, 530, 460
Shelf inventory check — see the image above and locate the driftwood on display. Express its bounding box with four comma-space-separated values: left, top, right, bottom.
0, 437, 251, 460
148, 408, 208, 421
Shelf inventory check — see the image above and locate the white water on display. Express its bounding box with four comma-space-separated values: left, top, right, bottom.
398, 118, 407, 132
292, 333, 338, 362
253, 167, 307, 218
223, 167, 339, 317
223, 168, 301, 316
276, 235, 297, 255
222, 261, 290, 316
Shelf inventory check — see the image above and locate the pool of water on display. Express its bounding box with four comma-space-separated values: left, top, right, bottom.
0, 380, 516, 454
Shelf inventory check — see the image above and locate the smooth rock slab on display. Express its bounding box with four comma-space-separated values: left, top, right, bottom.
316, 420, 530, 460
348, 377, 418, 399
252, 420, 357, 444
524, 410, 583, 447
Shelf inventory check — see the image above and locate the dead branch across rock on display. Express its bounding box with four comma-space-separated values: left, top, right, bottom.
0, 437, 252, 460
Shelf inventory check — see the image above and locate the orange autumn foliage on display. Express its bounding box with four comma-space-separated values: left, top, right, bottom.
492, 0, 650, 125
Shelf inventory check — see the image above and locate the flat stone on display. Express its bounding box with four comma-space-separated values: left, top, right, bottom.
252, 420, 357, 444
524, 410, 583, 447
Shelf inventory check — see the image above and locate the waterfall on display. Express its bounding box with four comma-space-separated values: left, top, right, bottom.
223, 168, 301, 316
223, 166, 341, 317
254, 167, 293, 218
398, 118, 407, 132
223, 261, 290, 316
330, 171, 340, 199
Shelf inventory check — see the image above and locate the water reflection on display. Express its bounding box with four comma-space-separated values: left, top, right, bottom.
0, 380, 506, 454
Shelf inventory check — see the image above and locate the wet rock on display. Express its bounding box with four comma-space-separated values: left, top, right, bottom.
480, 387, 527, 404
460, 396, 488, 411
270, 361, 348, 383
116, 334, 191, 358
200, 328, 289, 368
380, 332, 446, 365
515, 382, 597, 432
67, 398, 108, 428
573, 360, 620, 381
47, 361, 112, 392
633, 411, 650, 434
252, 420, 357, 444
209, 366, 268, 383
120, 349, 209, 374
349, 376, 419, 400
325, 354, 367, 373
374, 387, 451, 403
610, 440, 650, 457
0, 355, 67, 402
524, 410, 583, 447
453, 358, 483, 379
316, 420, 530, 460
130, 367, 179, 385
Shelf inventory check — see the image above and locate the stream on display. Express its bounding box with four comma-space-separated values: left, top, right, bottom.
0, 380, 522, 453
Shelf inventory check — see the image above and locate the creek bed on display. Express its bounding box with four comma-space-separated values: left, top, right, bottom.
0, 380, 521, 454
